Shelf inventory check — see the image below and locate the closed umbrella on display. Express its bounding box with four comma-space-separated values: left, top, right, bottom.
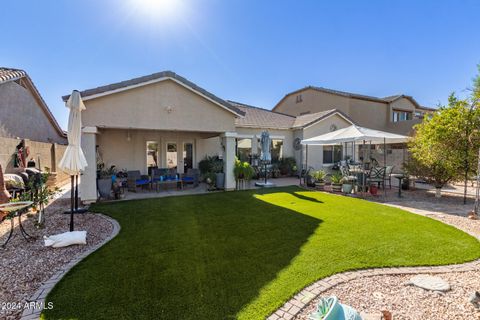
255, 131, 275, 187
58, 90, 88, 231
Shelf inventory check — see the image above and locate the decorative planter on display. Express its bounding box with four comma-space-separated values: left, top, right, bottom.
315, 181, 325, 191
342, 183, 353, 194
97, 178, 112, 199
369, 184, 378, 195
236, 179, 246, 190
215, 173, 225, 189
332, 183, 342, 192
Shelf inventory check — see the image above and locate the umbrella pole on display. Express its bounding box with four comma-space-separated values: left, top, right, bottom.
70, 175, 74, 232
75, 174, 79, 211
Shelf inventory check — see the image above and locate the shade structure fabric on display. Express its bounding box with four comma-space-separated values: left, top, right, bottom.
301, 125, 409, 145
58, 91, 88, 175
260, 131, 271, 162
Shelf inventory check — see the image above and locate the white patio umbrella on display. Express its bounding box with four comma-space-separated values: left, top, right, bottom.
58, 90, 88, 231
301, 125, 409, 198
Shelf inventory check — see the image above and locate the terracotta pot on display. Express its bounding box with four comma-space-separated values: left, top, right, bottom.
0, 165, 11, 204
369, 184, 378, 195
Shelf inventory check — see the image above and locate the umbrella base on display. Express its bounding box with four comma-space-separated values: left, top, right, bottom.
63, 208, 88, 214
255, 182, 276, 188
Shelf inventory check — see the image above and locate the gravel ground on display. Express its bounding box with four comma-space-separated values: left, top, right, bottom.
296, 190, 480, 320
0, 198, 113, 320
297, 271, 480, 320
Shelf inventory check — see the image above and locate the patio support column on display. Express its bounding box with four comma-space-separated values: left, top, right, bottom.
222, 132, 236, 191
80, 126, 98, 203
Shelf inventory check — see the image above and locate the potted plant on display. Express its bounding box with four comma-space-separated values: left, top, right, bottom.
342, 179, 353, 194
330, 172, 343, 192
312, 170, 327, 190
97, 165, 117, 199
212, 159, 225, 189
204, 172, 217, 191
234, 158, 255, 190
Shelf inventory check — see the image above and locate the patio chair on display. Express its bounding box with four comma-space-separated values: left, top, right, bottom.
384, 165, 394, 189
126, 170, 151, 192
367, 166, 386, 189
183, 169, 199, 187
340, 165, 357, 184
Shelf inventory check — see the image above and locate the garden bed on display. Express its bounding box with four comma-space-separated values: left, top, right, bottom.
0, 198, 113, 320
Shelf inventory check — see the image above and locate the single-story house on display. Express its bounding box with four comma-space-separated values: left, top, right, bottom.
63, 71, 356, 202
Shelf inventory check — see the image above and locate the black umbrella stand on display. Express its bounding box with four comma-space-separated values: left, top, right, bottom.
64, 174, 87, 220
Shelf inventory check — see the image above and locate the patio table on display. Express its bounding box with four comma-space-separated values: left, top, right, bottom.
0, 201, 34, 248
391, 174, 405, 198
152, 178, 183, 192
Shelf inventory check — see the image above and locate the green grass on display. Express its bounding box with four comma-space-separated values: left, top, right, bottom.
42, 187, 480, 320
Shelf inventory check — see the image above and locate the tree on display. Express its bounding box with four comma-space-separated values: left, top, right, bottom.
407, 67, 480, 199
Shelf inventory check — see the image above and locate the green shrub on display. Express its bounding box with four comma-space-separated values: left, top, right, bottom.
277, 157, 297, 176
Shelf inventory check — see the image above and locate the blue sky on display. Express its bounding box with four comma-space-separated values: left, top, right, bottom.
1, 0, 479, 129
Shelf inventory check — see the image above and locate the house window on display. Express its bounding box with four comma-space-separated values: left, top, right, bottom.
271, 139, 283, 162
296, 94, 303, 103
392, 110, 413, 122
236, 138, 252, 162
323, 145, 342, 164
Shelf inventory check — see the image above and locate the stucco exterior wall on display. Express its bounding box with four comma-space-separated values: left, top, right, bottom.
274, 89, 350, 116
274, 90, 429, 137
82, 79, 236, 133
0, 136, 69, 187
303, 114, 352, 170
0, 81, 66, 144
348, 99, 389, 131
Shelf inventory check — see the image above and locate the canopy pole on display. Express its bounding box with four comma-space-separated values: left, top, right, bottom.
362, 140, 365, 198
384, 137, 387, 201
305, 145, 309, 185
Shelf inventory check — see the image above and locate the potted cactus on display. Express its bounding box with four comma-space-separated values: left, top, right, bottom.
330, 172, 343, 192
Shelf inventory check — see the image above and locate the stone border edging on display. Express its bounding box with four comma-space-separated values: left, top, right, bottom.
268, 208, 480, 320
20, 214, 121, 320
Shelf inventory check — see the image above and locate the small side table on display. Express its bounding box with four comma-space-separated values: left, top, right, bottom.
0, 201, 34, 248
392, 174, 405, 198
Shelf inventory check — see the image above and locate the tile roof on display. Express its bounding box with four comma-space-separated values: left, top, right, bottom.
229, 101, 353, 129
228, 101, 296, 129
63, 71, 245, 117
0, 67, 27, 83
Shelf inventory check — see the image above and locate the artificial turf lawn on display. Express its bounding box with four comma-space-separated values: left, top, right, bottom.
42, 187, 480, 320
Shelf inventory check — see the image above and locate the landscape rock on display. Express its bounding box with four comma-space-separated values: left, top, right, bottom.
405, 275, 451, 292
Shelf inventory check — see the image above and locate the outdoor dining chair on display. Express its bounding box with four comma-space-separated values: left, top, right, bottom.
384, 165, 394, 189
367, 166, 386, 189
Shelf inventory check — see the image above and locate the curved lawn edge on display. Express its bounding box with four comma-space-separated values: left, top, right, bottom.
21, 214, 121, 320
268, 203, 480, 320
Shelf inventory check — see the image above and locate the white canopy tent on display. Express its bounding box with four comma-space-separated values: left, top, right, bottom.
300, 125, 410, 198
301, 125, 409, 145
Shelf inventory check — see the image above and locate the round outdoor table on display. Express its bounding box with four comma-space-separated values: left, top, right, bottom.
392, 174, 405, 198
0, 201, 34, 248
